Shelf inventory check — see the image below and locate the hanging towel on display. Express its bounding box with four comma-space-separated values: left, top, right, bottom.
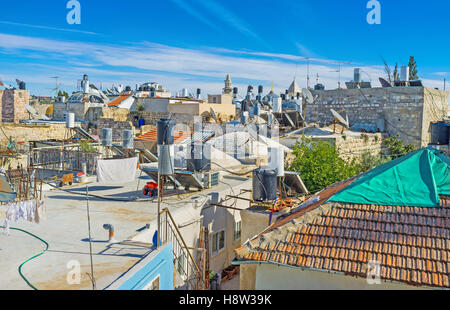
34, 200, 46, 224
96, 157, 138, 184
2, 200, 43, 235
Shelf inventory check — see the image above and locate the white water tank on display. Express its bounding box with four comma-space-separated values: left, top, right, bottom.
272, 96, 282, 113
401, 66, 410, 81
101, 128, 113, 147
268, 147, 284, 177
66, 113, 75, 128
158, 144, 175, 175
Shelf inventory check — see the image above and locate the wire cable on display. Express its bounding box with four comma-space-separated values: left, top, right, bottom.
0, 225, 48, 290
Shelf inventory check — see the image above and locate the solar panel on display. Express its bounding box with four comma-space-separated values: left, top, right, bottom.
140, 167, 204, 190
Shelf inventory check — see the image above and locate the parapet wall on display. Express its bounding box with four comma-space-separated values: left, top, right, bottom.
0, 123, 68, 144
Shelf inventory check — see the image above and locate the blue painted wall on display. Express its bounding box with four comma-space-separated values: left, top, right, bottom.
118, 243, 174, 290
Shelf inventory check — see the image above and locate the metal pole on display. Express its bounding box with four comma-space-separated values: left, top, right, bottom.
86, 186, 96, 290
157, 171, 161, 248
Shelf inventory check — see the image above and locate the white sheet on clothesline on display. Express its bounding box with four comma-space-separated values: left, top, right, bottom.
96, 157, 138, 184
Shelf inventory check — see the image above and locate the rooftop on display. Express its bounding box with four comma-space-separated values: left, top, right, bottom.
0, 171, 251, 290
235, 148, 450, 289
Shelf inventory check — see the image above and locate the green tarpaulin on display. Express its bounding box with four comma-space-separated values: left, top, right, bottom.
328, 148, 450, 207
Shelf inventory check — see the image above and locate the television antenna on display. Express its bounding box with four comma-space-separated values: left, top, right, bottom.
51, 76, 62, 96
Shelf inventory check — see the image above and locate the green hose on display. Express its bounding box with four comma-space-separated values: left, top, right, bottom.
1, 226, 49, 290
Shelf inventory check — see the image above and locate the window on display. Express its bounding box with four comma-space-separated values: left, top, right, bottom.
212, 96, 217, 103
234, 221, 241, 241
143, 275, 160, 290
211, 230, 225, 255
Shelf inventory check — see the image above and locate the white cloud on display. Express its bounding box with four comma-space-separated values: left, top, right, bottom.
0, 33, 446, 97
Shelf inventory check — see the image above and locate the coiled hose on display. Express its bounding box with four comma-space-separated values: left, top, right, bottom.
0, 226, 48, 290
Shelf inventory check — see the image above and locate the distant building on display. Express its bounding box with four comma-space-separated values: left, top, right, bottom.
53, 75, 110, 121
223, 75, 233, 95
0, 89, 29, 123
306, 86, 449, 147
287, 78, 301, 99
135, 82, 171, 98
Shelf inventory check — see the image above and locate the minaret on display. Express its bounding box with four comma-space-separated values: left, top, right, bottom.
223, 74, 232, 95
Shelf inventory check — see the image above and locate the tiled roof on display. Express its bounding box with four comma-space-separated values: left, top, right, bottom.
135, 129, 191, 143
235, 179, 450, 288
108, 94, 131, 107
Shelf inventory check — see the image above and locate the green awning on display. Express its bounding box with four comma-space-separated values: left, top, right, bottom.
328, 148, 450, 207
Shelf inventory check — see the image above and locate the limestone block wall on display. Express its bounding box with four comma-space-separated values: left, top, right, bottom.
0, 123, 68, 144
306, 87, 448, 148
53, 101, 89, 120
335, 133, 385, 162
1, 90, 29, 123
97, 118, 134, 142
421, 88, 449, 146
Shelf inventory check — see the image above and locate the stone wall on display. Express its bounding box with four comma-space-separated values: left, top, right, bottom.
97, 118, 134, 142
0, 123, 68, 145
53, 101, 89, 120
129, 111, 201, 130
0, 89, 29, 123
306, 87, 449, 148
334, 133, 386, 162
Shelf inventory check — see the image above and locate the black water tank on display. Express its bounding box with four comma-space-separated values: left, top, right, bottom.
252, 169, 265, 201
241, 101, 249, 112
157, 119, 175, 145
187, 143, 211, 172
431, 122, 450, 145
252, 168, 277, 201
262, 169, 278, 201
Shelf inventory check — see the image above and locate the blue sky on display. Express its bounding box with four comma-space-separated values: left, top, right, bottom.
0, 0, 449, 96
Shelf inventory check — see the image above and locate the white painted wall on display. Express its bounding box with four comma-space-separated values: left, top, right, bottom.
255, 264, 427, 290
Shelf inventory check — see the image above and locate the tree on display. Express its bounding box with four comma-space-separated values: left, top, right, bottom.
57, 90, 69, 98
383, 135, 416, 159
393, 63, 400, 81
288, 138, 361, 193
408, 56, 418, 80
381, 56, 392, 84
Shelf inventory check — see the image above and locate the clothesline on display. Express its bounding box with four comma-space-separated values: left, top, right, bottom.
2, 199, 46, 235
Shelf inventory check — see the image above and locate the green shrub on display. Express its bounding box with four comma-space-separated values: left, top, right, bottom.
288, 138, 361, 193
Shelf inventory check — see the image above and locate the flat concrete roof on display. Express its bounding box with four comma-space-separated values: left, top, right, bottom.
0, 170, 251, 290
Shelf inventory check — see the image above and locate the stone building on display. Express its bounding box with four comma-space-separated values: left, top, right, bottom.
0, 89, 29, 123
306, 87, 449, 147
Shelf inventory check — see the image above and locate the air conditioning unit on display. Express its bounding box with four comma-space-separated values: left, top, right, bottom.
203, 172, 219, 189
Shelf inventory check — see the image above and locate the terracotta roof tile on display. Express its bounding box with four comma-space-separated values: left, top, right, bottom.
108, 94, 131, 107
136, 129, 191, 143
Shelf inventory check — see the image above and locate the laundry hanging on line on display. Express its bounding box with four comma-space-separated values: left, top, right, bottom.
96, 157, 138, 184
2, 199, 46, 235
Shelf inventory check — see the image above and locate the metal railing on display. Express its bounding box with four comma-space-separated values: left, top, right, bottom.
159, 208, 207, 290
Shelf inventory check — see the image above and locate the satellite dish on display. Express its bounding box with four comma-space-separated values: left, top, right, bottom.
210, 108, 218, 123
379, 77, 392, 88
330, 109, 349, 127
24, 104, 40, 119
302, 88, 314, 103
16, 79, 26, 90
